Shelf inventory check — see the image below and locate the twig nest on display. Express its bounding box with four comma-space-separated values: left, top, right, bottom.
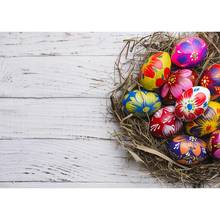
110, 32, 220, 187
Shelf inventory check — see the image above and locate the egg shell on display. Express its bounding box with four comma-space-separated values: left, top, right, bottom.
171, 36, 208, 68
168, 135, 208, 165
208, 130, 220, 159
161, 69, 198, 104
185, 101, 220, 137
138, 52, 171, 91
175, 86, 210, 122
150, 106, 183, 138
199, 64, 220, 100
122, 89, 161, 117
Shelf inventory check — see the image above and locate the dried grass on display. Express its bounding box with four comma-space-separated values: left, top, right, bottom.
110, 32, 220, 187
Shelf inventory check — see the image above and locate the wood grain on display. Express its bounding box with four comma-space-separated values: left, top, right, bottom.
0, 98, 115, 140
0, 139, 165, 186
0, 32, 174, 187
0, 56, 116, 98
0, 32, 148, 57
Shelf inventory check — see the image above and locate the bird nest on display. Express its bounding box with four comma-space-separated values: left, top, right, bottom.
110, 32, 220, 187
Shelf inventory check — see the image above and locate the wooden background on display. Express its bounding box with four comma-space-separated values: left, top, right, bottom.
0, 32, 179, 187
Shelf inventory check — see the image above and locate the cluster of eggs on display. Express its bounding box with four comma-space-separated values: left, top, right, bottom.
122, 36, 220, 165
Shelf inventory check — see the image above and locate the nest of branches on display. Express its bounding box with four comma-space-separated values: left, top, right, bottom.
110, 32, 220, 187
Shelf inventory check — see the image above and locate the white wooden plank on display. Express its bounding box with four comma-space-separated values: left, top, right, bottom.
0, 139, 166, 186
0, 32, 148, 57
0, 98, 115, 140
0, 182, 177, 187
0, 56, 115, 98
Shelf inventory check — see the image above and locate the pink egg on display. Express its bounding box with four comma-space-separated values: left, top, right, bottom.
150, 106, 183, 138
161, 69, 198, 104
171, 36, 208, 68
208, 130, 220, 159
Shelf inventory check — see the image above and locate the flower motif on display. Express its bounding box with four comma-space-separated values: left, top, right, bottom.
169, 135, 207, 165
185, 106, 220, 137
171, 37, 208, 68
199, 64, 220, 100
161, 69, 197, 102
150, 106, 183, 138
140, 52, 163, 78
122, 90, 161, 117
175, 87, 208, 121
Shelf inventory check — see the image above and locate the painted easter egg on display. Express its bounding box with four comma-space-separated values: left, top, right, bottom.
208, 130, 220, 159
138, 52, 171, 91
185, 101, 220, 137
122, 89, 161, 117
199, 64, 220, 100
175, 86, 210, 122
168, 135, 208, 165
161, 69, 198, 104
150, 106, 183, 138
171, 36, 208, 68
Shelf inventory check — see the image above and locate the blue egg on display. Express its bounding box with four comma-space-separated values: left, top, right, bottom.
168, 135, 208, 165
122, 89, 161, 117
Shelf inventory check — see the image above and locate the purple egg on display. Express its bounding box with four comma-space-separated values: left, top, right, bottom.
171, 37, 208, 68
208, 130, 220, 159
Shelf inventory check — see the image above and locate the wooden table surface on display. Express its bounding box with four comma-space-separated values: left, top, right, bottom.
0, 32, 178, 187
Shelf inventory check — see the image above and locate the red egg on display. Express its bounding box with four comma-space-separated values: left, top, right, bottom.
208, 130, 220, 159
199, 64, 220, 100
150, 106, 183, 138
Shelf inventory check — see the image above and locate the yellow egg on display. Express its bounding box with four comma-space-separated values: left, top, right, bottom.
185, 101, 220, 137
138, 51, 171, 91
208, 101, 220, 116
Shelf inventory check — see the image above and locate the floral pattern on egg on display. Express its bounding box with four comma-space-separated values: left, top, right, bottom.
161, 69, 197, 103
199, 64, 220, 100
168, 135, 208, 165
139, 52, 171, 91
185, 101, 220, 137
175, 86, 210, 122
122, 89, 161, 117
171, 37, 208, 68
150, 106, 183, 138
208, 130, 220, 159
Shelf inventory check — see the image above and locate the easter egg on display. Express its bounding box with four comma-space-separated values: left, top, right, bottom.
150, 106, 183, 138
199, 64, 220, 100
168, 135, 208, 165
208, 130, 220, 159
175, 86, 210, 122
171, 36, 208, 68
161, 69, 198, 104
185, 101, 220, 137
122, 89, 161, 117
138, 52, 171, 91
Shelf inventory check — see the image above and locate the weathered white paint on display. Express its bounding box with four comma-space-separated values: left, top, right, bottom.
0, 32, 180, 187
0, 32, 148, 57
0, 139, 165, 186
0, 56, 115, 98
0, 98, 115, 140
